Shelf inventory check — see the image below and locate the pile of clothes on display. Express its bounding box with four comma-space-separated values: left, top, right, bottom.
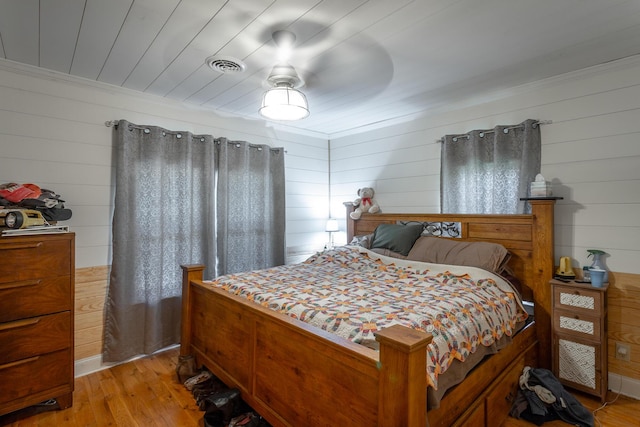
510, 366, 594, 426
0, 182, 72, 222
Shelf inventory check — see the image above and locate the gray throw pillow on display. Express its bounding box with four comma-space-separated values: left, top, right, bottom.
370, 223, 424, 256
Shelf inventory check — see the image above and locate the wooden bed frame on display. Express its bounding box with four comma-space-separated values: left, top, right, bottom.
180, 199, 557, 426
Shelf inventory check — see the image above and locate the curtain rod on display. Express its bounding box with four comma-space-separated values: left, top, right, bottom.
104, 120, 286, 153
435, 120, 552, 143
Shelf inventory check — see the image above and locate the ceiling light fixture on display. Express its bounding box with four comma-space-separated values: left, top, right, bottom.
259, 31, 309, 121
259, 64, 309, 121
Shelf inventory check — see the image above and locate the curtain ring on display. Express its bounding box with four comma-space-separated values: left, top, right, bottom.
176, 133, 182, 139
144, 128, 150, 134
503, 128, 509, 134
479, 132, 484, 137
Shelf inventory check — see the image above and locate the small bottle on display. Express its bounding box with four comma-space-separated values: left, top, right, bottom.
582, 266, 591, 282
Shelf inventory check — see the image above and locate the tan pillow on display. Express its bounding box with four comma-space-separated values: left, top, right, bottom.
369, 247, 408, 260
406, 236, 510, 273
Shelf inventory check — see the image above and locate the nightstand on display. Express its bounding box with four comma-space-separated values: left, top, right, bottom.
550, 279, 608, 401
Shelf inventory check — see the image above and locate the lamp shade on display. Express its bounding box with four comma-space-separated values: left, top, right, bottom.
325, 218, 339, 232
259, 86, 309, 121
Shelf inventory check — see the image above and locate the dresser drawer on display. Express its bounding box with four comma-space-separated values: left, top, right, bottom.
0, 236, 71, 284
553, 310, 601, 342
0, 312, 71, 365
0, 276, 71, 323
0, 349, 72, 406
553, 285, 603, 315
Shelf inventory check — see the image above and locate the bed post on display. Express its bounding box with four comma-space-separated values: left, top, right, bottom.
344, 202, 356, 241
180, 264, 205, 357
376, 325, 432, 427
526, 199, 558, 369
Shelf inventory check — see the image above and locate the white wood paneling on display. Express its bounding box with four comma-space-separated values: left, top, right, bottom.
4, 1, 640, 135
97, 0, 182, 86
70, 0, 132, 79
146, 0, 273, 98
0, 63, 329, 268
330, 55, 640, 276
40, 0, 86, 73
0, 0, 38, 63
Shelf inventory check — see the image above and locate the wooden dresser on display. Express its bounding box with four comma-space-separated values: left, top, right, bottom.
550, 279, 608, 401
0, 232, 75, 416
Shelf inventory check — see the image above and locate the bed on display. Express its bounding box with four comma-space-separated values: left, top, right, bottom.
179, 199, 557, 426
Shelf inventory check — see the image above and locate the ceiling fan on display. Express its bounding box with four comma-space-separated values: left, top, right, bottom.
258, 30, 310, 121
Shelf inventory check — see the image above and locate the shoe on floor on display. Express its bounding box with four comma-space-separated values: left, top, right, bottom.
183, 370, 212, 391
193, 378, 226, 401
229, 412, 262, 427
201, 388, 241, 425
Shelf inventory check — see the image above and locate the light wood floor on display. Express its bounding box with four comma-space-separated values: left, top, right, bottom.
0, 347, 202, 427
1, 347, 638, 426
502, 388, 640, 427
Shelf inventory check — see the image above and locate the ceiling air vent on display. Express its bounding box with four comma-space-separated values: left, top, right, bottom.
206, 56, 246, 73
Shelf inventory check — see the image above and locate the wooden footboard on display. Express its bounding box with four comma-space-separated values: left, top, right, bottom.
180, 265, 431, 427
181, 266, 537, 427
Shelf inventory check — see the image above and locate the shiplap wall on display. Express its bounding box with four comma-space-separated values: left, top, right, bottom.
0, 60, 329, 370
0, 61, 330, 268
330, 55, 640, 392
331, 55, 640, 276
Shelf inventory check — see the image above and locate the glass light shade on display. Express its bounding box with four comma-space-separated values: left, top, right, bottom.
325, 218, 339, 232
259, 86, 309, 121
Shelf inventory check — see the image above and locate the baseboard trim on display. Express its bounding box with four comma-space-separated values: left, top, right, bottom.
609, 373, 640, 400
74, 354, 109, 377
74, 344, 180, 378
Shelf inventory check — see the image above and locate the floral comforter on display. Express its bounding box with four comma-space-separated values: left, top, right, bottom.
208, 246, 527, 390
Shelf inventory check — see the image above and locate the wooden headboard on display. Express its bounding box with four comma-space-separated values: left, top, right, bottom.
344, 199, 557, 368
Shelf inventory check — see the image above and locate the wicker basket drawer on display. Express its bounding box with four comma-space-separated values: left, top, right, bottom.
553, 310, 600, 342
0, 236, 71, 284
0, 312, 71, 365
0, 349, 72, 406
553, 285, 603, 315
0, 276, 71, 323
553, 335, 603, 396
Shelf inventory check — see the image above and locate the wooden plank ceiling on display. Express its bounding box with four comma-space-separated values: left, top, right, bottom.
1, 0, 640, 137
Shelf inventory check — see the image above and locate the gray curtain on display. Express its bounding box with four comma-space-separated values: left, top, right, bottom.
440, 119, 541, 214
104, 122, 285, 362
216, 138, 286, 275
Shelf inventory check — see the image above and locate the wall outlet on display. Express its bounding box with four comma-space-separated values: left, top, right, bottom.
615, 342, 631, 362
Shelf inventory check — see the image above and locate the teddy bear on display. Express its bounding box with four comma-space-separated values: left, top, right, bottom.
349, 187, 380, 220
